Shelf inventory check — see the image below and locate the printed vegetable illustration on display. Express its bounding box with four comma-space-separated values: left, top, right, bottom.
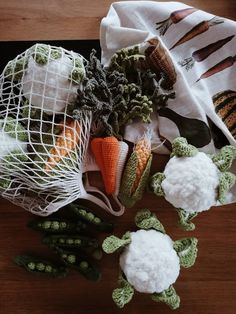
91, 136, 119, 194
196, 55, 236, 82
149, 137, 236, 230
67, 203, 114, 233
158, 107, 211, 147
212, 90, 236, 138
179, 35, 235, 70
156, 7, 198, 35
170, 17, 224, 50
145, 38, 177, 89
102, 209, 198, 308
119, 134, 152, 208
15, 255, 68, 278
45, 119, 80, 172
28, 218, 87, 233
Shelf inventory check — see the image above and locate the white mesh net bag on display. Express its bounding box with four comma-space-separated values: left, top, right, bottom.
0, 43, 121, 216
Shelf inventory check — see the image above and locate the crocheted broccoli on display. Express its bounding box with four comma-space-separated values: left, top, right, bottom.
102, 209, 198, 309
149, 137, 236, 230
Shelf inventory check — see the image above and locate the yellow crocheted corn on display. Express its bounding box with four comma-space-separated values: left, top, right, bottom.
132, 137, 151, 193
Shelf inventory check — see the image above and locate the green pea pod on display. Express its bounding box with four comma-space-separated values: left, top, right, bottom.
14, 255, 68, 278
67, 203, 114, 233
56, 248, 101, 281
42, 234, 98, 250
28, 218, 87, 234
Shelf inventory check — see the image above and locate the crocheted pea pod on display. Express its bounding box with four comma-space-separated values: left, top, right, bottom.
67, 203, 114, 233
14, 255, 68, 278
173, 237, 198, 268
151, 285, 180, 310
42, 234, 98, 250
56, 248, 101, 281
119, 152, 153, 208
28, 218, 87, 234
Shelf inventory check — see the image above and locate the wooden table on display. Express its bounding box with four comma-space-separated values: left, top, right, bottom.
0, 1, 235, 313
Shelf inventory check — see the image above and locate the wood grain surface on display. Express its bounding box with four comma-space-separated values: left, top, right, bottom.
0, 1, 236, 314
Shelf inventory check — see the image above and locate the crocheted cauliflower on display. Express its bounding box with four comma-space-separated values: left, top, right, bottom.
6, 43, 85, 115
102, 209, 198, 309
149, 137, 236, 230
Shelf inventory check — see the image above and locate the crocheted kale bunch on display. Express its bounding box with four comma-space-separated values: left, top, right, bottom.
149, 137, 236, 230
74, 47, 174, 138
102, 209, 198, 309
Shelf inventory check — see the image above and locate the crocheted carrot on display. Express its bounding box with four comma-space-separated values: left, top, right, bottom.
45, 119, 80, 171
91, 136, 119, 195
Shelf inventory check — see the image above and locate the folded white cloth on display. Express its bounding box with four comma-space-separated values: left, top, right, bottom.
100, 1, 236, 201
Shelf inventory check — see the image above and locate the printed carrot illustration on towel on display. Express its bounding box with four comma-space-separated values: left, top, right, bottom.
156, 7, 198, 35
196, 55, 236, 82
179, 35, 235, 70
170, 16, 224, 50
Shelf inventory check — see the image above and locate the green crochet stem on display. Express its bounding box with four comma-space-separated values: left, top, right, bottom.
171, 137, 198, 157
177, 209, 198, 231
112, 274, 134, 308
151, 285, 180, 310
218, 172, 236, 204
211, 145, 236, 172
149, 172, 165, 196
102, 232, 131, 254
174, 238, 198, 268
135, 209, 166, 233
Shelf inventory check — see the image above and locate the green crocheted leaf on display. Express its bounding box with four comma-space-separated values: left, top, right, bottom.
2, 117, 28, 141
218, 172, 236, 204
211, 145, 236, 172
151, 285, 180, 310
102, 233, 131, 254
173, 238, 198, 268
119, 153, 152, 208
112, 275, 134, 308
171, 137, 198, 157
149, 172, 165, 196
177, 208, 197, 231
135, 209, 165, 233
69, 57, 85, 85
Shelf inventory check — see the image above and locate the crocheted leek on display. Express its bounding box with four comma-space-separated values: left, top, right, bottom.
102, 209, 198, 309
149, 137, 236, 230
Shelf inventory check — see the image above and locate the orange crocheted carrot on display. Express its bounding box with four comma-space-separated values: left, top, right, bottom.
45, 119, 80, 171
91, 136, 119, 194
131, 137, 151, 193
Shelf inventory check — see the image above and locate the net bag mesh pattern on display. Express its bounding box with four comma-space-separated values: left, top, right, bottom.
0, 43, 93, 216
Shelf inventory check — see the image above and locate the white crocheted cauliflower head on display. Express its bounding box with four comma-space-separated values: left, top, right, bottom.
120, 229, 180, 293
149, 137, 236, 230
102, 209, 198, 309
